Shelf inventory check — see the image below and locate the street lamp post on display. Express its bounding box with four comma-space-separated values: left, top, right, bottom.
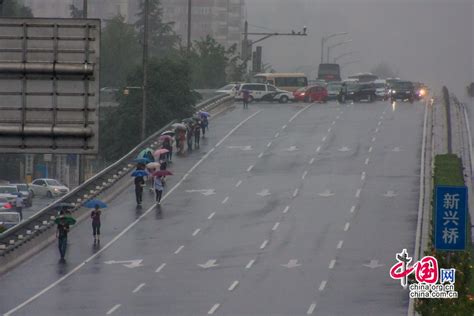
333, 51, 356, 63
141, 0, 149, 141
320, 32, 348, 64
326, 39, 352, 63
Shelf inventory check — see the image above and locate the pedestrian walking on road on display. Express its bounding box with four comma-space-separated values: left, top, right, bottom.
91, 204, 101, 243
187, 126, 194, 151
194, 123, 201, 147
200, 116, 208, 137
15, 193, 23, 220
154, 176, 164, 205
134, 175, 145, 205
56, 210, 70, 262
242, 89, 250, 109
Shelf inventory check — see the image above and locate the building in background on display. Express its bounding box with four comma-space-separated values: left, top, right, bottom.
161, 0, 245, 51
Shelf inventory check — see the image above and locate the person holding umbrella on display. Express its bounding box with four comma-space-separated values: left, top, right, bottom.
194, 122, 201, 147
131, 169, 149, 205
186, 124, 194, 151
90, 204, 101, 243
55, 210, 76, 262
154, 176, 164, 205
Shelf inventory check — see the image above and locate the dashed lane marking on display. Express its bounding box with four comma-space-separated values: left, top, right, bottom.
106, 304, 121, 315
283, 205, 290, 213
309, 158, 315, 165
174, 245, 184, 254
192, 228, 201, 237
368, 146, 373, 153
208, 304, 220, 315
235, 180, 242, 187
260, 240, 269, 249
344, 222, 350, 231
319, 281, 327, 291
293, 188, 299, 198
337, 240, 344, 249
155, 263, 166, 273
132, 283, 146, 294
272, 222, 280, 231
228, 281, 239, 291
222, 196, 229, 204
208, 212, 216, 219
258, 153, 263, 158
329, 260, 336, 269
246, 259, 256, 269
307, 303, 317, 315
365, 157, 370, 165
247, 165, 254, 172
302, 170, 308, 180
350, 205, 356, 213
355, 189, 361, 198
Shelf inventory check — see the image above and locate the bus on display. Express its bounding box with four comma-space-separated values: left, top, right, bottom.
254, 73, 308, 92
347, 73, 379, 82
317, 63, 341, 82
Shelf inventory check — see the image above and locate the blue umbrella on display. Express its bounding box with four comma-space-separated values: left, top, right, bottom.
131, 170, 149, 177
84, 199, 108, 209
133, 157, 151, 164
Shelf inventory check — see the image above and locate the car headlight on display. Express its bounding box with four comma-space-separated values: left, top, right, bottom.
54, 188, 60, 192
392, 90, 396, 94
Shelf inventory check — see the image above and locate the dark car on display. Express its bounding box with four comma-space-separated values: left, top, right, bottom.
390, 81, 416, 103
341, 82, 377, 103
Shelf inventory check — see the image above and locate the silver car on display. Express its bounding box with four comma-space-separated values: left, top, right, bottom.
11, 183, 33, 207
29, 179, 69, 198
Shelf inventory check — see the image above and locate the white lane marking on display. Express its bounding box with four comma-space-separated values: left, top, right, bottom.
228, 281, 239, 291
355, 189, 361, 198
272, 222, 280, 231
208, 212, 216, 219
316, 146, 321, 153
327, 128, 332, 133
107, 304, 121, 315
208, 304, 220, 315
375, 128, 379, 133
361, 172, 366, 181
282, 124, 287, 129
289, 103, 312, 122
267, 141, 272, 147
260, 240, 269, 249
247, 165, 254, 172
192, 228, 201, 237
344, 222, 350, 231
235, 180, 242, 187
322, 136, 327, 142
283, 205, 290, 213
132, 283, 146, 294
258, 153, 264, 158
302, 170, 308, 180
274, 132, 279, 138
368, 146, 373, 153
307, 303, 317, 315
309, 157, 315, 164
331, 121, 336, 125
293, 188, 299, 198
336, 115, 340, 119
174, 245, 184, 254
215, 110, 262, 147
246, 259, 256, 269
337, 240, 344, 249
350, 205, 356, 213
222, 196, 229, 204
155, 263, 166, 273
380, 115, 384, 120
378, 121, 382, 126
3, 111, 264, 316
329, 259, 336, 269
319, 281, 327, 291
365, 157, 370, 165
371, 137, 376, 142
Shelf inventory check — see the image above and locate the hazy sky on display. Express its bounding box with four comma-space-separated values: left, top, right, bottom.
245, 0, 473, 99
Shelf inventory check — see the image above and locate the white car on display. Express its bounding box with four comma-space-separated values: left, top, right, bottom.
216, 83, 240, 96
374, 79, 389, 100
29, 179, 69, 198
236, 83, 294, 103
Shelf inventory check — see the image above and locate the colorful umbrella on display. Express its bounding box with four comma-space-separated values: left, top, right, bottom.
154, 148, 169, 157
133, 157, 151, 164
146, 162, 161, 169
159, 135, 172, 142
152, 170, 173, 177
131, 170, 150, 177
199, 111, 210, 118
172, 123, 187, 130
84, 199, 108, 209
54, 215, 77, 225
161, 130, 175, 136
182, 118, 194, 124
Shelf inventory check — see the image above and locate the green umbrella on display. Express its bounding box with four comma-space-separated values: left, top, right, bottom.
54, 215, 77, 225
138, 148, 153, 158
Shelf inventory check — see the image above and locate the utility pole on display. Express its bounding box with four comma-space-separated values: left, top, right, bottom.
83, 0, 88, 18
320, 32, 348, 64
141, 0, 149, 140
187, 0, 192, 51
326, 39, 352, 63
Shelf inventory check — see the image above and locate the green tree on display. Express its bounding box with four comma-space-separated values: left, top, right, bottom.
0, 0, 33, 17
101, 15, 141, 88
99, 56, 197, 162
135, 0, 179, 58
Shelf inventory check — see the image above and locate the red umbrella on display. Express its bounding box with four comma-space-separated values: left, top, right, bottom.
159, 135, 172, 142
152, 170, 173, 177
154, 148, 169, 157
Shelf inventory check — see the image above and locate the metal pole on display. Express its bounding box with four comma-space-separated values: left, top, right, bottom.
187, 0, 192, 51
327, 46, 330, 63
83, 0, 87, 18
320, 37, 325, 64
141, 0, 149, 140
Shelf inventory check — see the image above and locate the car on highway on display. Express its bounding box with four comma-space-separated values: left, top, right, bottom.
11, 183, 33, 207
293, 86, 328, 103
216, 83, 240, 96
413, 82, 428, 100
342, 82, 377, 102
236, 83, 294, 104
374, 79, 389, 100
29, 178, 69, 198
326, 81, 343, 100
0, 185, 19, 204
390, 81, 416, 103
0, 212, 21, 229
0, 197, 13, 211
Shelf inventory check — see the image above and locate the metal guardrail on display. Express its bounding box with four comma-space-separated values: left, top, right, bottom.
0, 93, 234, 255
